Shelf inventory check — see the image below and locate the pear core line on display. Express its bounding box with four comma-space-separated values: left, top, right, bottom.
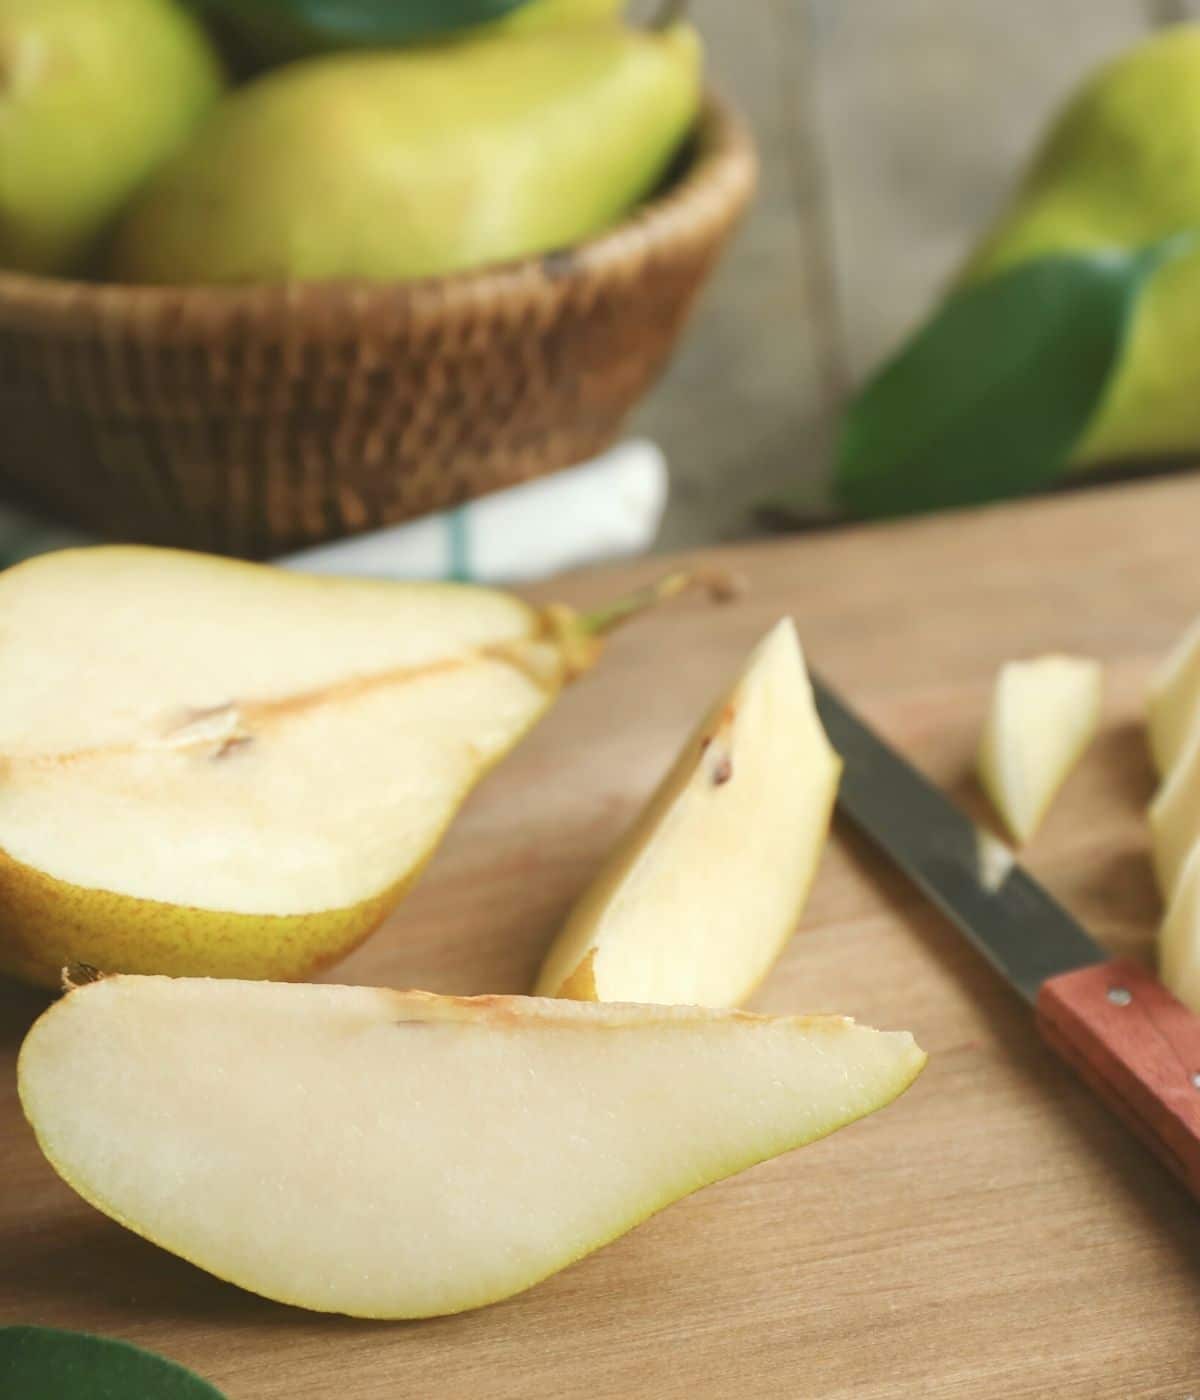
2, 634, 565, 775
0, 571, 729, 776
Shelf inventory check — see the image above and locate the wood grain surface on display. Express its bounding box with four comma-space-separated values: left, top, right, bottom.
5, 476, 1200, 1396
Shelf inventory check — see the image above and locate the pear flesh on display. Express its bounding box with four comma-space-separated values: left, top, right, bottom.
110, 24, 701, 284
976, 655, 1102, 844
1160, 842, 1200, 1014
1147, 615, 1200, 778
17, 974, 925, 1319
1148, 728, 1200, 899
535, 619, 840, 1006
0, 547, 590, 988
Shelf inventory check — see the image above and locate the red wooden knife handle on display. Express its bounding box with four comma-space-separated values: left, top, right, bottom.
1036, 958, 1200, 1199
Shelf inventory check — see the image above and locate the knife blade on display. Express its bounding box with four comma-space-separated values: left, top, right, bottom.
812, 671, 1200, 1201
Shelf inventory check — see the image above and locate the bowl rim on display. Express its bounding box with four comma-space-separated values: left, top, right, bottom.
0, 88, 756, 322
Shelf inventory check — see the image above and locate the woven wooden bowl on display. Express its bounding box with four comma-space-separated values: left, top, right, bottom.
0, 93, 756, 558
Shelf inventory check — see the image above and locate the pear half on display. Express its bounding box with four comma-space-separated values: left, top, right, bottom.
535, 620, 841, 1006
977, 655, 1102, 844
0, 546, 660, 988
18, 974, 926, 1319
1160, 840, 1200, 1014
1148, 615, 1200, 777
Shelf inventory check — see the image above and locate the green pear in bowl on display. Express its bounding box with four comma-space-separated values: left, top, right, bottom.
191, 0, 624, 63
0, 0, 223, 275
963, 24, 1200, 468
0, 546, 693, 990
109, 21, 701, 284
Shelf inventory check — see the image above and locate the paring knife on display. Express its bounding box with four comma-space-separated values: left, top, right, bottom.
812, 674, 1200, 1201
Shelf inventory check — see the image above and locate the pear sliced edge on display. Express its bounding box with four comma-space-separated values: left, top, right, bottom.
535, 619, 841, 1007
18, 975, 925, 1320
977, 654, 1102, 844
1148, 614, 1200, 778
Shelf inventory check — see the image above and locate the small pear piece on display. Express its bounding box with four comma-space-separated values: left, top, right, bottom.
1148, 728, 1200, 898
18, 975, 926, 1319
1147, 615, 1200, 777
1160, 840, 1200, 1014
977, 655, 1102, 844
0, 547, 674, 988
962, 26, 1200, 469
535, 620, 841, 1006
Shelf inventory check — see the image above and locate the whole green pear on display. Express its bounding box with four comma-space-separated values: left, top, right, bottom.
0, 0, 224, 275
195, 0, 624, 63
962, 26, 1200, 467
109, 22, 702, 285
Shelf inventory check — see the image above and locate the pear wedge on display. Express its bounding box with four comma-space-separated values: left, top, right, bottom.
1148, 615, 1200, 777
535, 620, 840, 1006
0, 547, 681, 989
17, 974, 925, 1318
977, 655, 1101, 844
1148, 729, 1200, 899
1160, 840, 1200, 1014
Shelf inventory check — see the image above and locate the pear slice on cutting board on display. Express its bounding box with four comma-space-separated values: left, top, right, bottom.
1148, 615, 1200, 777
1159, 840, 1200, 1014
0, 546, 670, 988
977, 655, 1102, 844
17, 974, 925, 1318
534, 619, 841, 1006
1148, 728, 1200, 899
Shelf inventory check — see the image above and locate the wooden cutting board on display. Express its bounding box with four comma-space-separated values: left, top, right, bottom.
4, 475, 1200, 1398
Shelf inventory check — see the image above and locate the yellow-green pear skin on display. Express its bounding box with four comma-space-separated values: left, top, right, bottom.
0, 545, 619, 990
0, 0, 223, 275
962, 25, 1200, 467
209, 0, 624, 64
0, 823, 422, 991
496, 0, 624, 35
110, 24, 702, 285
18, 975, 926, 1318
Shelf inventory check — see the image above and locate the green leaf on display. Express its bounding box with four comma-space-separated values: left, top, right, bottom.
189, 0, 537, 59
0, 1326, 228, 1399
833, 237, 1193, 519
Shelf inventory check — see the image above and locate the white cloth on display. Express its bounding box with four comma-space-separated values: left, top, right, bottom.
283, 439, 667, 580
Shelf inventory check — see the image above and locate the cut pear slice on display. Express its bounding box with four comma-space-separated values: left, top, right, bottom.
976, 655, 1102, 844
1148, 727, 1200, 898
1148, 615, 1200, 777
534, 619, 841, 1006
0, 547, 682, 988
18, 975, 925, 1319
1160, 839, 1200, 1014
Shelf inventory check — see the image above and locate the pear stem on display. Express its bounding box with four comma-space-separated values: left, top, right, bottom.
575, 568, 741, 638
